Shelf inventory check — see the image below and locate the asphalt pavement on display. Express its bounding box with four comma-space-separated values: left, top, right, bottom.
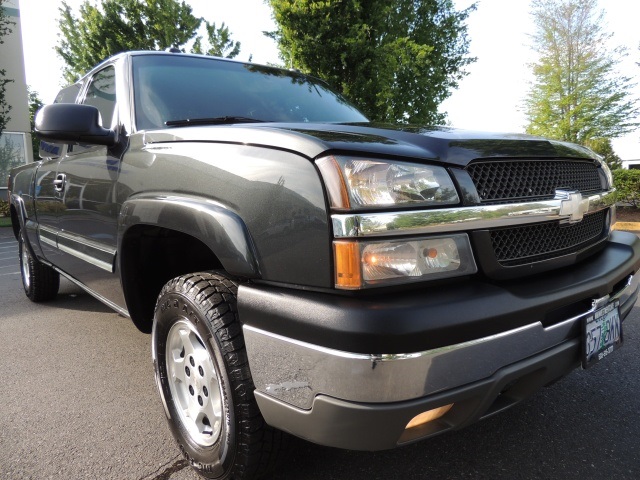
1, 226, 639, 479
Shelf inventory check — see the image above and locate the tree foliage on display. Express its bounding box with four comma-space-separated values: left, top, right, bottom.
0, 0, 14, 135
0, 0, 10, 39
57, 0, 241, 83
612, 169, 640, 208
191, 21, 240, 58
584, 137, 621, 170
28, 88, 44, 160
267, 0, 475, 125
525, 0, 638, 145
0, 135, 20, 187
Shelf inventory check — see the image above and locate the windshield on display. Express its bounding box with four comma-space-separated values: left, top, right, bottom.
132, 54, 368, 131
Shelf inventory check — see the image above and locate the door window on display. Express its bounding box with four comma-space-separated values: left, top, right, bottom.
83, 66, 116, 128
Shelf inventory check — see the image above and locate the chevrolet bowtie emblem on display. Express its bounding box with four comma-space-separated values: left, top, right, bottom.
556, 189, 588, 224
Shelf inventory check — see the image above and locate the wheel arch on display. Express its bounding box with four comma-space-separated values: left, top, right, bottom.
9, 201, 22, 241
118, 194, 260, 332
9, 194, 37, 257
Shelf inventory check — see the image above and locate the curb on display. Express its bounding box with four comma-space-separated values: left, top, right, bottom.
613, 222, 640, 233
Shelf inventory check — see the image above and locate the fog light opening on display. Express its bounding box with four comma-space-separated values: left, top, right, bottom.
405, 404, 454, 430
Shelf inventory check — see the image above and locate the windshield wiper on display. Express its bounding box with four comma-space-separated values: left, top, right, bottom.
165, 116, 268, 127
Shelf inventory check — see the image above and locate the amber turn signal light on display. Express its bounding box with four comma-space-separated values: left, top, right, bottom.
334, 241, 362, 289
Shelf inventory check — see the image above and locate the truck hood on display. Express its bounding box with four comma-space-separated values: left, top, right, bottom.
141, 122, 599, 167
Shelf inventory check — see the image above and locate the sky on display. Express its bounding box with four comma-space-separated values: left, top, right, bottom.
15, 0, 640, 160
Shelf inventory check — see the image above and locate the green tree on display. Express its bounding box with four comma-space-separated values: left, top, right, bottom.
525, 0, 638, 145
584, 137, 622, 169
0, 0, 15, 135
0, 135, 20, 187
267, 0, 475, 125
191, 21, 240, 58
28, 88, 43, 160
57, 0, 240, 83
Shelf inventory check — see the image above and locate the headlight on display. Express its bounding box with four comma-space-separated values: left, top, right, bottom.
317, 156, 459, 209
334, 234, 477, 289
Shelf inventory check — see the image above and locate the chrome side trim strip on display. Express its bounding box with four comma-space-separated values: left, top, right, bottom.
243, 273, 637, 409
57, 231, 116, 273
332, 190, 613, 238
57, 242, 114, 272
38, 225, 58, 247
37, 225, 116, 273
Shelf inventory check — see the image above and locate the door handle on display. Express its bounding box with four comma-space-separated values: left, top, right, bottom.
53, 173, 67, 192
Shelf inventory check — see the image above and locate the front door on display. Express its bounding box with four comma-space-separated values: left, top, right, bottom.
52, 66, 127, 309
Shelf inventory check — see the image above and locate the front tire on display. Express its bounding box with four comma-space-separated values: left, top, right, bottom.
18, 229, 60, 302
152, 272, 281, 479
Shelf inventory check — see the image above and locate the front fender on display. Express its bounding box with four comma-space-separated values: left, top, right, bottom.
119, 194, 260, 278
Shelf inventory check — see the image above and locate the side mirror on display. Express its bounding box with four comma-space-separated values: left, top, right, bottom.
35, 104, 116, 147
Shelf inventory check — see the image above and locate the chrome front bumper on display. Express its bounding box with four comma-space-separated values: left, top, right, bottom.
244, 273, 638, 411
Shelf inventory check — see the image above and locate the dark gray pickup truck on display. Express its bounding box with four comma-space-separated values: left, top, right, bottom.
8, 51, 640, 479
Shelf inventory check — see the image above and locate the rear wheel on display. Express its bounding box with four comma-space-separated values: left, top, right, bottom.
19, 229, 60, 302
152, 272, 282, 479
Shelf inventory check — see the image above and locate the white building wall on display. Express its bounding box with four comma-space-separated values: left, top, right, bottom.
622, 160, 640, 170
1, 0, 32, 191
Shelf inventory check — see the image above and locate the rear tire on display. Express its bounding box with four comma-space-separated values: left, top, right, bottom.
19, 229, 60, 302
152, 272, 282, 479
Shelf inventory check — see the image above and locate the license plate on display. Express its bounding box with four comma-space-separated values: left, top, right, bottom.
582, 300, 622, 368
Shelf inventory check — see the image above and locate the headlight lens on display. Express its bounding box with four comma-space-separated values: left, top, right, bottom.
317, 156, 459, 209
334, 234, 477, 289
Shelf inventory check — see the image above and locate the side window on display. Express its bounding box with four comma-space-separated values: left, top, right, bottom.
54, 83, 82, 104
83, 66, 117, 128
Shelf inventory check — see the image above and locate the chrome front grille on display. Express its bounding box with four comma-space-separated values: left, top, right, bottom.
490, 210, 607, 266
466, 160, 602, 203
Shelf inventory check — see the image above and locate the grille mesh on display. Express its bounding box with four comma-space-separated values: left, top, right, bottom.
466, 160, 601, 203
490, 210, 607, 266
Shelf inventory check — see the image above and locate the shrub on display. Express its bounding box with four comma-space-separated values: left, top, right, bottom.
612, 169, 640, 208
0, 199, 9, 218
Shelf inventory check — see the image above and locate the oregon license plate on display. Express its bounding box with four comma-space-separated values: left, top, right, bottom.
582, 300, 622, 368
